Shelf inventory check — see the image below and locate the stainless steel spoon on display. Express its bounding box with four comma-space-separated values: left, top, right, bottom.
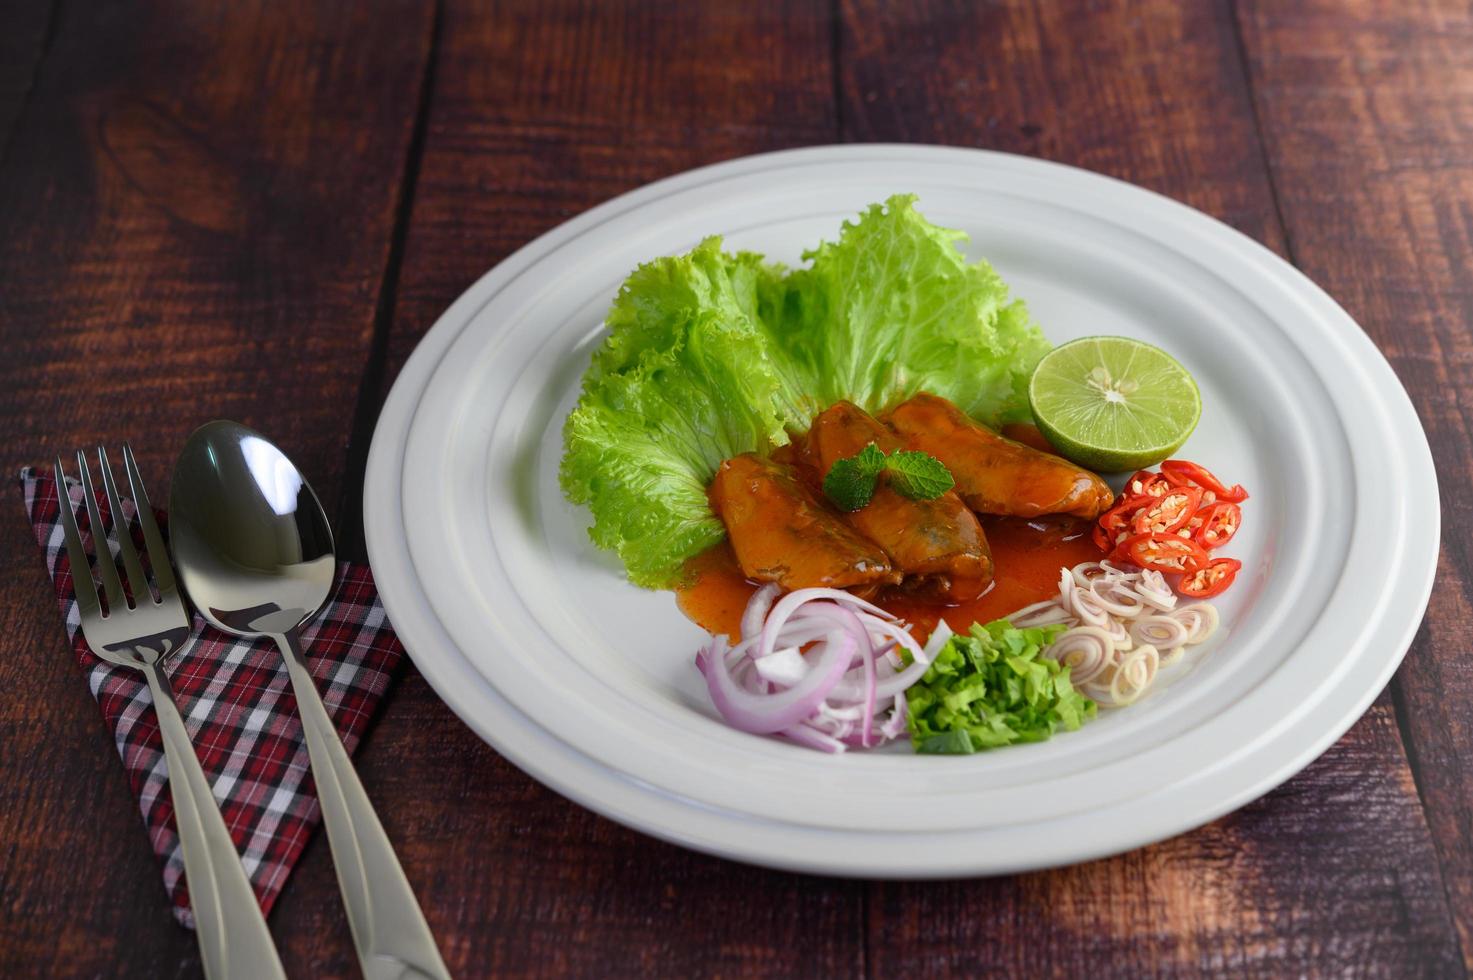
170, 420, 449, 980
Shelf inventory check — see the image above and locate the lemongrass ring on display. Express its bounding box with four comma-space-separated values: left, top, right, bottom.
1134, 569, 1179, 611
1091, 579, 1145, 617
1108, 644, 1160, 706
1044, 626, 1115, 686
1066, 586, 1112, 628
1071, 562, 1109, 588
1009, 599, 1075, 628
1130, 614, 1189, 650
1168, 602, 1221, 644
1101, 615, 1133, 649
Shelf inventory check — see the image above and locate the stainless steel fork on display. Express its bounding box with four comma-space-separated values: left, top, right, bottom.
55, 447, 286, 980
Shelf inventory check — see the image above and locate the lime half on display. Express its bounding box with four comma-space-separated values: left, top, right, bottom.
1028, 336, 1201, 472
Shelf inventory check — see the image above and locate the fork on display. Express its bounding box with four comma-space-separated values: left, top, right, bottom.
54, 447, 286, 980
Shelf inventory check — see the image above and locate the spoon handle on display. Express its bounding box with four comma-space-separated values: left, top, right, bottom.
273, 629, 451, 980
143, 659, 287, 980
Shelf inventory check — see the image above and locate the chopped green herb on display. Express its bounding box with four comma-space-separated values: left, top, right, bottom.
907, 620, 1096, 753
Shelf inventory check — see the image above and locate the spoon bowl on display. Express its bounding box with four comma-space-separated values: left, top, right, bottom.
170, 420, 336, 636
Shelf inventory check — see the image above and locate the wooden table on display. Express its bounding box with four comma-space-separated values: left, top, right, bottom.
2, 1, 1469, 975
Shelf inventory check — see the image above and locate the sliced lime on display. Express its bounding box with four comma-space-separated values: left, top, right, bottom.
1028, 336, 1201, 473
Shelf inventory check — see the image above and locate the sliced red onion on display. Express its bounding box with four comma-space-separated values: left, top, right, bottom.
697, 586, 932, 752
828, 655, 933, 701
879, 693, 909, 740
741, 583, 782, 642
752, 646, 810, 686
856, 613, 926, 663
697, 629, 856, 734
922, 619, 955, 661
779, 722, 846, 754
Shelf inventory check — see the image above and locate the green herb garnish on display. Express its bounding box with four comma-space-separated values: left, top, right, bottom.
822, 444, 888, 510
822, 443, 954, 511
907, 620, 1096, 753
884, 450, 955, 501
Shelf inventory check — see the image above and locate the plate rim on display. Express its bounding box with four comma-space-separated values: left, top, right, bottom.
364, 143, 1440, 876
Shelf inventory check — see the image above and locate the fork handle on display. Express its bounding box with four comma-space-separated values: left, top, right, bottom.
273, 629, 451, 980
143, 661, 287, 980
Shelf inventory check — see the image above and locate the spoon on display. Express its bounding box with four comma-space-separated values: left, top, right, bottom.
170, 420, 449, 980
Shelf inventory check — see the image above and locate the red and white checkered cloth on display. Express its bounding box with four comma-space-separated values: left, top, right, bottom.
18, 466, 406, 928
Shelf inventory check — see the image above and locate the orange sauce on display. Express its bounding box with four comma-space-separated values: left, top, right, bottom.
883, 516, 1102, 640
675, 516, 1103, 643
675, 542, 756, 640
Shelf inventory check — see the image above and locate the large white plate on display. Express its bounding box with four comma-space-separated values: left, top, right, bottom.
364, 145, 1439, 876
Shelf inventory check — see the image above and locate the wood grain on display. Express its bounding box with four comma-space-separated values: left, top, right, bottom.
840, 1, 1462, 974
0, 0, 52, 161
1238, 0, 1473, 968
335, 2, 868, 976
0, 1, 434, 975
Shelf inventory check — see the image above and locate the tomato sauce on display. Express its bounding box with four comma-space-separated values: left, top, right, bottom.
675, 515, 1103, 642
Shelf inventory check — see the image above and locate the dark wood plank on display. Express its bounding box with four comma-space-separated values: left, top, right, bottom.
1238, 0, 1473, 967
0, 0, 53, 161
840, 0, 1463, 973
342, 1, 862, 976
0, 1, 434, 975
840, 0, 1285, 251
868, 698, 1457, 977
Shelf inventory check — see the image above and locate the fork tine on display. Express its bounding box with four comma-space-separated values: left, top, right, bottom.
122, 444, 176, 595
98, 446, 153, 606
53, 456, 102, 620
76, 449, 127, 613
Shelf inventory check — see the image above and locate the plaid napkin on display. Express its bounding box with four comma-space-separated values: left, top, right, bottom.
18, 467, 405, 928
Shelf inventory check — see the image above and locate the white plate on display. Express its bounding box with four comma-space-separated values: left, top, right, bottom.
364, 145, 1439, 876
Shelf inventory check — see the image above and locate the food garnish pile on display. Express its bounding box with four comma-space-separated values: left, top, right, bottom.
561, 196, 1249, 754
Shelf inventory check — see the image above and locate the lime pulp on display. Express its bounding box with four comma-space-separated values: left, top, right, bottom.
1027, 336, 1201, 473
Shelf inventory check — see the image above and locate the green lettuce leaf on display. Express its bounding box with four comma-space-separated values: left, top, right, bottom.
906, 620, 1095, 753
560, 198, 1051, 587
560, 241, 796, 587
768, 194, 1050, 426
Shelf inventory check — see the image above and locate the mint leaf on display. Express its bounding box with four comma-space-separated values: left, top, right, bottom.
884, 450, 955, 500
823, 442, 887, 511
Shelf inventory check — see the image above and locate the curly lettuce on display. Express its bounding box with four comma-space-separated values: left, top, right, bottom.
769, 196, 1048, 426
560, 195, 1050, 587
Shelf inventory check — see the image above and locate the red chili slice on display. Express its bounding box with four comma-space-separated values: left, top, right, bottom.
1092, 523, 1114, 553
1099, 494, 1151, 534
1119, 532, 1209, 574
1160, 460, 1249, 503
1179, 557, 1242, 597
1123, 470, 1171, 499
1192, 501, 1242, 550
1130, 486, 1202, 536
